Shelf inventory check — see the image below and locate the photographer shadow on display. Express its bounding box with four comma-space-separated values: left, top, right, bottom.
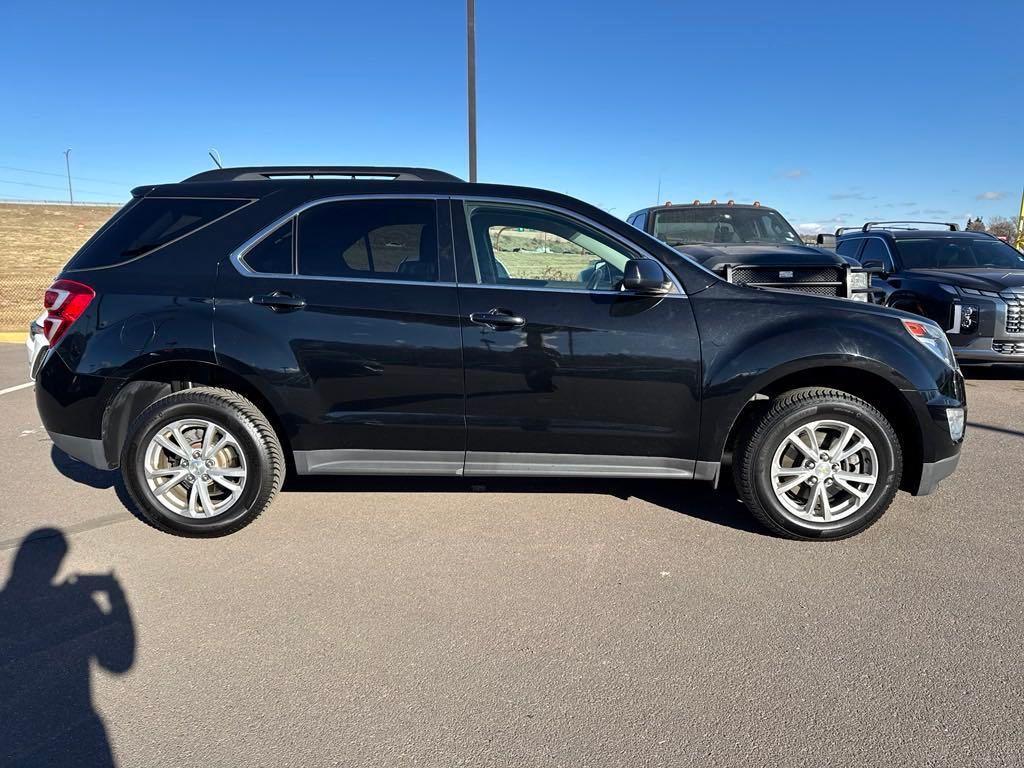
0, 528, 135, 767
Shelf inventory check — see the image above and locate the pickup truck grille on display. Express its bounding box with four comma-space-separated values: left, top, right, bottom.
1002, 291, 1024, 334
727, 266, 845, 298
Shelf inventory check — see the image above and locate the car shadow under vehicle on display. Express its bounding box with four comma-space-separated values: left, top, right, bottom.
285, 473, 768, 536
49, 445, 766, 537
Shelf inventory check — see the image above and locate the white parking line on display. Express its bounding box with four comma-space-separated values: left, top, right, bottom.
0, 382, 33, 396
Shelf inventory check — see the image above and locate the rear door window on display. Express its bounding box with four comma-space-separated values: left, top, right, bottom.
297, 199, 439, 282
66, 197, 249, 270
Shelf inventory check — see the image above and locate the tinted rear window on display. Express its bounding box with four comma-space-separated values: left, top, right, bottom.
66, 197, 248, 270
297, 199, 438, 281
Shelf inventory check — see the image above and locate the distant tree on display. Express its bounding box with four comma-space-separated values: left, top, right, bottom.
987, 216, 1019, 241
966, 217, 986, 231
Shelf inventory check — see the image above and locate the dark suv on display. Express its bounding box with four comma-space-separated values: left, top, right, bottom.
836, 222, 1024, 364
31, 166, 965, 540
627, 202, 870, 300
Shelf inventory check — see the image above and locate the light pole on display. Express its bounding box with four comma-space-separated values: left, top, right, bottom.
63, 148, 73, 204
467, 0, 477, 182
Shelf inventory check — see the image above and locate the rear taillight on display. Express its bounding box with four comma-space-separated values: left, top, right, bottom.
42, 279, 95, 346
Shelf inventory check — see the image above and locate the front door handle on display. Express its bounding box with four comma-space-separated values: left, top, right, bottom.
251, 291, 307, 312
469, 309, 526, 330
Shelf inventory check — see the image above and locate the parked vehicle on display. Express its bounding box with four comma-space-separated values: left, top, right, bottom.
836, 222, 1024, 364
627, 201, 871, 300
30, 167, 965, 540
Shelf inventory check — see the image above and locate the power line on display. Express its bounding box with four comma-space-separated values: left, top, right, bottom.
0, 177, 119, 197
0, 164, 127, 186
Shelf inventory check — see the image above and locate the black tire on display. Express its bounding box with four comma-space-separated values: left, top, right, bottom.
120, 387, 284, 536
733, 387, 902, 541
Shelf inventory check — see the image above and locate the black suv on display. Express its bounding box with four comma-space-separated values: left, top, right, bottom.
31, 166, 965, 540
836, 222, 1024, 364
627, 201, 870, 300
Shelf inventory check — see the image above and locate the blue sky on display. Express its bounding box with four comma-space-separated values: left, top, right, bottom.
1, 0, 1021, 232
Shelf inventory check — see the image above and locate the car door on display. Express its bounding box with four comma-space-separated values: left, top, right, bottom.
452, 197, 704, 477
215, 195, 466, 474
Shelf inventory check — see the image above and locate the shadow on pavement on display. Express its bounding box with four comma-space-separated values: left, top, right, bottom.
961, 364, 1024, 380
0, 528, 135, 767
286, 473, 768, 536
966, 422, 1024, 439
49, 444, 766, 537
50, 446, 141, 515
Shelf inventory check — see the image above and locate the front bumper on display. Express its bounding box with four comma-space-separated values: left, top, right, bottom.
953, 336, 1024, 364
915, 452, 961, 496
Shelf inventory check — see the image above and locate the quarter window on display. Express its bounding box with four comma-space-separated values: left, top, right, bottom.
244, 220, 293, 274
297, 199, 438, 282
464, 202, 642, 292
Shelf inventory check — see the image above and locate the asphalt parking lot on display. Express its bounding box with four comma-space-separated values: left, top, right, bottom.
1, 343, 1022, 767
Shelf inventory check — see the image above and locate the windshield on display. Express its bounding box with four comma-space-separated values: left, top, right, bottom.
652, 207, 802, 246
894, 237, 1024, 270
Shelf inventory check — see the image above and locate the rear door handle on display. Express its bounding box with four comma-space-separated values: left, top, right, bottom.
469, 309, 526, 329
250, 291, 306, 312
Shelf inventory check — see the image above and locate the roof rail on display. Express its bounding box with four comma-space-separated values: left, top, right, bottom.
834, 226, 862, 235
182, 166, 464, 183
862, 220, 958, 232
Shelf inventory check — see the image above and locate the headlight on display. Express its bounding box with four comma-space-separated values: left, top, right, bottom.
901, 318, 958, 369
957, 303, 980, 333
849, 270, 870, 301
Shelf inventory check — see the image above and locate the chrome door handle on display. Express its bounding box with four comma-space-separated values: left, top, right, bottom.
469, 309, 526, 329
250, 292, 306, 311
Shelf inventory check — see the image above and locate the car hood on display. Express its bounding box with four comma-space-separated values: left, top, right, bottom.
674, 243, 848, 270
904, 268, 1024, 292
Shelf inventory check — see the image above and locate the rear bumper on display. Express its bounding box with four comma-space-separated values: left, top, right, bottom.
48, 430, 110, 470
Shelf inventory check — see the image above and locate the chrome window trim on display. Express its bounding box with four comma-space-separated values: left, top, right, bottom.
456, 282, 687, 298
454, 196, 687, 296
230, 193, 688, 297
230, 193, 449, 284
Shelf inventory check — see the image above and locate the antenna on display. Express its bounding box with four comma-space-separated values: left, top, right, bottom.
208, 149, 223, 169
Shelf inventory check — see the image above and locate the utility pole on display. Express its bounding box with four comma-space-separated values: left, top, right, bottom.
467, 0, 477, 182
63, 148, 73, 204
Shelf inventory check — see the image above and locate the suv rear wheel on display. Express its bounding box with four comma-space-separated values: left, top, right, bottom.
734, 388, 902, 540
121, 387, 283, 536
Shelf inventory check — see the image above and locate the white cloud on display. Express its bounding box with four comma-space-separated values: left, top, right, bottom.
782, 169, 807, 179
976, 191, 1006, 201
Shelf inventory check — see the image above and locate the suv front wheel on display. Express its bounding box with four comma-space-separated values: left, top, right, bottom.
121, 387, 284, 536
734, 388, 903, 540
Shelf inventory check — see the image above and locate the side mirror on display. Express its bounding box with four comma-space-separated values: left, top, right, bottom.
622, 259, 670, 295
860, 259, 887, 276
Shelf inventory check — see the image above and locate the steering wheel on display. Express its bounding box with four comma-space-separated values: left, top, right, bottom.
586, 261, 620, 291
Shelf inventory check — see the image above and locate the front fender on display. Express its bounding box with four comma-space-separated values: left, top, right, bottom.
689, 284, 956, 464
